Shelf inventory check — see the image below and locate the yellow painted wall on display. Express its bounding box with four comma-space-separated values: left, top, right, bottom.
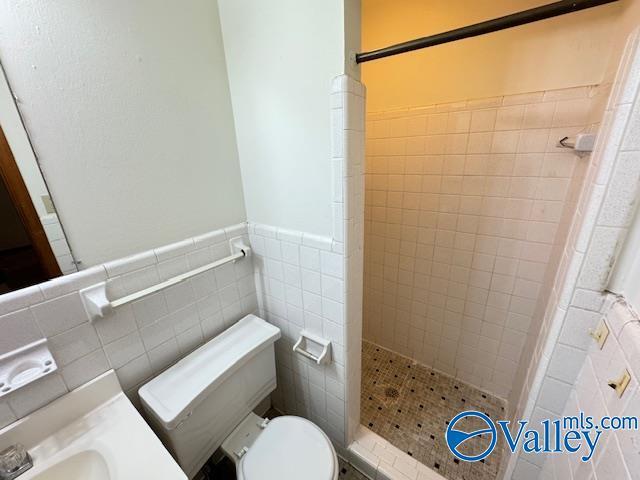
603, 0, 640, 80
362, 0, 636, 111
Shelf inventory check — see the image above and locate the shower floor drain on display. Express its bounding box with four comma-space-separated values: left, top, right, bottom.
385, 387, 399, 398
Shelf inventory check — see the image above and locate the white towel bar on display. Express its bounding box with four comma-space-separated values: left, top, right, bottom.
111, 250, 246, 308
80, 240, 251, 321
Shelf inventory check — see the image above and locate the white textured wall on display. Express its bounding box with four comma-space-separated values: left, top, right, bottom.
218, 0, 344, 236
0, 0, 246, 266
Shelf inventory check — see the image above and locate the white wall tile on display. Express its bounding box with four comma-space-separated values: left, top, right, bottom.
301, 246, 321, 271
39, 266, 106, 300
61, 348, 110, 390
95, 304, 137, 344
538, 376, 572, 414
546, 344, 587, 383
364, 85, 594, 399
48, 323, 101, 366
594, 434, 631, 479
0, 401, 17, 429
7, 374, 67, 418
131, 293, 169, 328
103, 331, 145, 370
31, 292, 87, 337
0, 308, 43, 355
0, 223, 257, 424
154, 238, 194, 263
170, 304, 200, 335
0, 285, 44, 316
176, 324, 204, 355
104, 251, 157, 278
116, 353, 152, 391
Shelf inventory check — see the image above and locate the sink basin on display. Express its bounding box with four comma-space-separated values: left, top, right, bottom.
31, 451, 109, 480
0, 371, 186, 480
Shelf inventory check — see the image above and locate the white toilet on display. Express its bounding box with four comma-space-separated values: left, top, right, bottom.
138, 314, 339, 480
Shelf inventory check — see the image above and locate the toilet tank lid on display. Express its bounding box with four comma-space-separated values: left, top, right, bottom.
138, 314, 281, 430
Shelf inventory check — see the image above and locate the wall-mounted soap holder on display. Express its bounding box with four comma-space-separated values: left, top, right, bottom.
0, 339, 57, 398
293, 331, 332, 365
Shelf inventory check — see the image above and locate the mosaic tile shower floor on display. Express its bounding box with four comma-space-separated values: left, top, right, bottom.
361, 341, 507, 480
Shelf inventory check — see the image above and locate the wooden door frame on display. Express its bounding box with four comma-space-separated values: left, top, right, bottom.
0, 126, 61, 279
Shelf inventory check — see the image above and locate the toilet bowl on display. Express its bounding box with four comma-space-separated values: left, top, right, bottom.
222, 412, 338, 480
139, 314, 338, 479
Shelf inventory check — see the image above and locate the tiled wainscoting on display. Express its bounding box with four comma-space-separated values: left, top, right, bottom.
363, 85, 604, 400
543, 300, 640, 480
248, 222, 349, 446
0, 222, 256, 428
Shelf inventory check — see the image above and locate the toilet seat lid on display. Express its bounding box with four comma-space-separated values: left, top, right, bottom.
239, 416, 337, 480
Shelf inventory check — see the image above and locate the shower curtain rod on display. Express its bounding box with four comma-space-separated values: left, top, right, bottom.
355, 0, 619, 64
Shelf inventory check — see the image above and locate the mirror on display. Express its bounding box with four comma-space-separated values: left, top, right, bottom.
0, 0, 247, 297
0, 67, 77, 294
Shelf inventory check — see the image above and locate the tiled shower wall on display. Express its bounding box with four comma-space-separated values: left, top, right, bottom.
363, 86, 603, 399
506, 83, 610, 416
0, 223, 257, 429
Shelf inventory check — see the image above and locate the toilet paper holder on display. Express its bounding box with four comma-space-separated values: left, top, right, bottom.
293, 331, 332, 365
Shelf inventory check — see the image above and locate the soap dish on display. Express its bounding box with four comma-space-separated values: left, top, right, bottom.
0, 339, 57, 398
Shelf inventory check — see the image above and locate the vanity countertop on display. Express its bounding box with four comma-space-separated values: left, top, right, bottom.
0, 370, 186, 480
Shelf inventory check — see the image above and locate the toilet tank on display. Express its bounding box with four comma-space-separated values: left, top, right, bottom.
139, 314, 281, 478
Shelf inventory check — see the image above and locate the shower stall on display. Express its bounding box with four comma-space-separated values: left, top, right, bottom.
355, 1, 627, 479
361, 82, 602, 479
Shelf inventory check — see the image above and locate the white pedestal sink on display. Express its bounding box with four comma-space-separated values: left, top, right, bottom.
0, 371, 186, 480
